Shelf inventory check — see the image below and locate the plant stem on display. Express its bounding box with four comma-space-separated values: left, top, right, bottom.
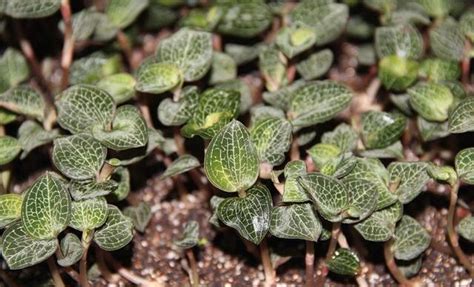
47, 257, 65, 287
116, 30, 135, 69
95, 247, 122, 283
79, 230, 94, 287
384, 238, 411, 285
337, 231, 368, 287
185, 249, 199, 287
315, 222, 341, 287
60, 0, 74, 90
462, 40, 472, 86
305, 241, 315, 287
137, 92, 154, 128
259, 238, 275, 287
98, 162, 116, 182
447, 181, 474, 276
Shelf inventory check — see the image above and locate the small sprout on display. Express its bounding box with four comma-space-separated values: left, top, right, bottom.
427, 164, 458, 186
124, 202, 152, 233
160, 155, 200, 179
327, 248, 361, 276
57, 233, 84, 267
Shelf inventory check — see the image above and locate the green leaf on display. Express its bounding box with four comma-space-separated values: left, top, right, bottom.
417, 117, 449, 142
0, 86, 45, 121
53, 134, 107, 180
69, 179, 118, 201
455, 148, 474, 184
398, 257, 423, 278
392, 216, 431, 260
357, 44, 377, 66
69, 53, 121, 85
419, 58, 460, 82
388, 162, 430, 204
217, 183, 272, 244
97, 73, 136, 104
297, 131, 317, 146
296, 49, 333, 81
21, 172, 70, 239
347, 16, 374, 39
259, 45, 288, 92
427, 164, 457, 186
92, 13, 119, 41
460, 9, 474, 42
0, 194, 22, 228
5, 0, 60, 18
390, 93, 413, 116
209, 52, 237, 85
57, 85, 116, 134
109, 167, 130, 201
59, 9, 100, 41
182, 88, 240, 139
0, 136, 21, 165
1, 222, 57, 270
93, 205, 134, 251
448, 97, 474, 134
216, 79, 253, 114
363, 0, 397, 13
354, 202, 403, 242
282, 160, 310, 203
321, 123, 358, 152
57, 233, 83, 267
263, 80, 305, 111
105, 0, 149, 29
457, 215, 474, 242
135, 62, 182, 94
270, 203, 321, 242
18, 120, 60, 159
204, 120, 259, 193
378, 55, 419, 91
361, 111, 406, 149
298, 173, 350, 222
290, 2, 348, 46
113, 128, 164, 166
69, 197, 108, 232
307, 143, 341, 169
225, 43, 263, 66
123, 202, 152, 233
359, 141, 404, 159
217, 3, 272, 38
156, 28, 213, 82
429, 18, 465, 61
375, 24, 423, 59
180, 7, 223, 31
0, 49, 29, 92
0, 109, 17, 125
289, 81, 352, 129
408, 82, 453, 122
160, 154, 200, 179
342, 178, 379, 223
158, 86, 199, 126
92, 105, 148, 151
276, 26, 317, 59
209, 195, 225, 228
321, 153, 356, 178
417, 0, 452, 18
174, 220, 199, 249
327, 248, 361, 276
250, 117, 292, 166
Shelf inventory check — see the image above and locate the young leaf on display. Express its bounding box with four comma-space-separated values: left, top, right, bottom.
429, 18, 465, 61
160, 154, 200, 179
307, 143, 341, 169
135, 62, 182, 94
298, 173, 350, 222
92, 105, 148, 151
296, 49, 334, 81
321, 123, 358, 152
69, 53, 121, 85
388, 162, 430, 204
123, 202, 152, 233
156, 28, 213, 82
0, 194, 22, 228
58, 9, 99, 42
408, 82, 453, 122
417, 117, 450, 142
0, 109, 17, 125
105, 0, 149, 29
69, 197, 108, 232
57, 233, 84, 267
204, 120, 259, 193
0, 136, 21, 165
0, 49, 29, 92
56, 85, 116, 134
216, 79, 253, 114
276, 26, 317, 59
174, 220, 199, 249
378, 55, 419, 91
361, 111, 406, 149
109, 167, 130, 201
263, 80, 305, 111
1, 222, 57, 270
225, 43, 263, 66
250, 117, 292, 166
455, 148, 474, 184
354, 202, 403, 242
342, 178, 379, 223
21, 172, 70, 239
53, 134, 107, 180
327, 248, 361, 276
217, 183, 272, 245
217, 3, 272, 38
0, 86, 45, 121
209, 195, 225, 228
392, 216, 431, 261
158, 86, 199, 126
17, 120, 60, 159
259, 45, 288, 92
182, 88, 240, 139
457, 215, 474, 242
270, 203, 322, 242
94, 205, 134, 251
460, 10, 474, 42
209, 52, 237, 85
289, 81, 352, 129
5, 0, 61, 18
97, 73, 136, 104
282, 160, 310, 203
69, 179, 118, 201
448, 97, 474, 134
375, 24, 423, 59
419, 58, 460, 82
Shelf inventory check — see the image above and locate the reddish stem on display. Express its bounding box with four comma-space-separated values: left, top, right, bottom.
60, 0, 74, 90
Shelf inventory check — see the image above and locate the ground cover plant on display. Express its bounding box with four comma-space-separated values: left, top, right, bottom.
0, 0, 473, 286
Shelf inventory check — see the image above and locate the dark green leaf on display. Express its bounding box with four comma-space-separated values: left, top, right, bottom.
321, 123, 358, 152
217, 3, 272, 38
455, 148, 474, 184
5, 0, 60, 18
160, 154, 200, 179
174, 220, 199, 249
270, 203, 321, 242
93, 205, 134, 251
0, 49, 29, 92
296, 49, 333, 80
375, 24, 423, 59
69, 197, 108, 231
417, 117, 450, 142
354, 202, 403, 242
0, 136, 21, 165
361, 111, 406, 149
430, 18, 465, 61
282, 160, 309, 203
123, 202, 152, 233
342, 178, 379, 223
392, 216, 431, 260
57, 233, 83, 267
457, 215, 474, 242
408, 82, 453, 122
449, 97, 474, 134
250, 117, 292, 166
69, 53, 121, 85
0, 86, 45, 121
388, 162, 430, 204
69, 179, 118, 201
327, 248, 361, 276
158, 86, 199, 126
18, 120, 60, 159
